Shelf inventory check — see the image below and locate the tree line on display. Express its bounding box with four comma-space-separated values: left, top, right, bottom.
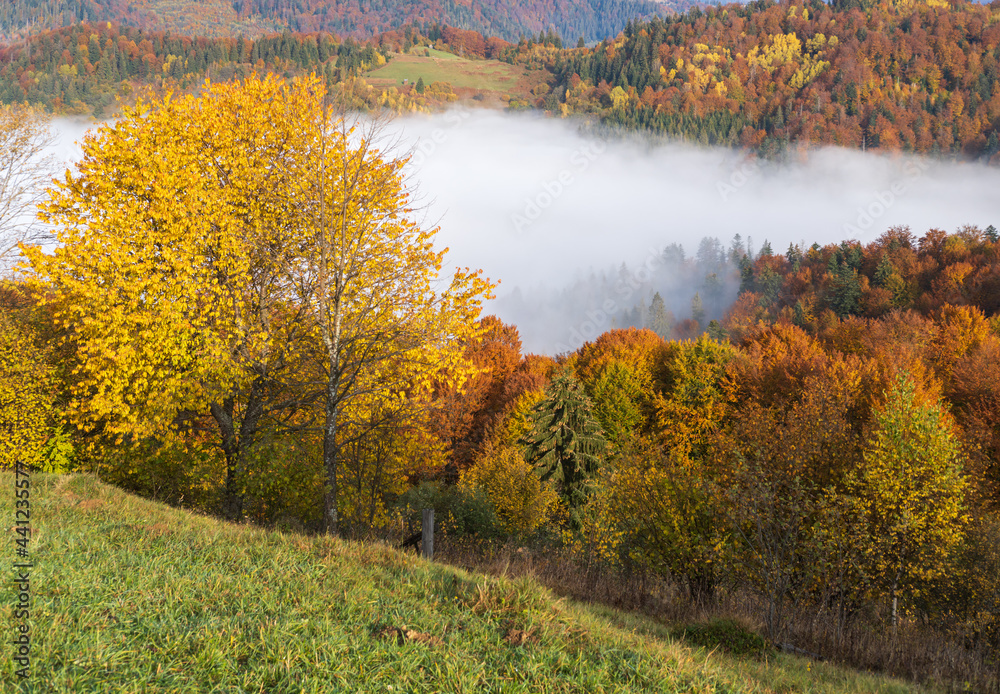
0, 0, 678, 45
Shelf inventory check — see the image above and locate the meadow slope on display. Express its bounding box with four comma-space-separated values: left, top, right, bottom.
0, 474, 932, 693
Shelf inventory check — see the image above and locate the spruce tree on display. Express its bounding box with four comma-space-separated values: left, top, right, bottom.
691, 292, 705, 326
874, 255, 895, 288
521, 371, 607, 519
647, 292, 672, 339
415, 76, 425, 94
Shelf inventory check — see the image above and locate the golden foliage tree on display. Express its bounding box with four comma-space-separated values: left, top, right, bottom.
27, 75, 322, 519
0, 299, 58, 470
846, 376, 968, 624
289, 103, 493, 535
26, 74, 492, 527
461, 438, 559, 537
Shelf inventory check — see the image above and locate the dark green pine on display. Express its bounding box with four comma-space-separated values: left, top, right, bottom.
521, 370, 607, 519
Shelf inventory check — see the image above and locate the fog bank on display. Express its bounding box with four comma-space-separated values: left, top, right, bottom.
388, 109, 1000, 353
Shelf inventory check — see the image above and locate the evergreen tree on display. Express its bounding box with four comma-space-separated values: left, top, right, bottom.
707, 319, 727, 342
691, 292, 705, 326
874, 255, 895, 288
792, 299, 808, 327
785, 243, 802, 270
729, 233, 744, 264
985, 131, 999, 159
415, 76, 425, 94
521, 370, 607, 519
985, 225, 998, 243
831, 261, 862, 317
648, 292, 672, 339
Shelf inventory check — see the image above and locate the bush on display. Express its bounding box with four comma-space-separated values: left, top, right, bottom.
460, 440, 559, 537
397, 481, 502, 542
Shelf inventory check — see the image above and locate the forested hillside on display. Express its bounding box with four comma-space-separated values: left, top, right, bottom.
0, 0, 677, 45
0, 23, 490, 114
3, 0, 999, 159
540, 0, 1000, 158
8, 220, 1000, 690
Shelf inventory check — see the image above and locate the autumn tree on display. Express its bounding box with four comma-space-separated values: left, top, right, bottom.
846, 376, 968, 626
0, 286, 61, 471
607, 439, 724, 603
652, 334, 735, 461
460, 437, 559, 536
26, 76, 327, 519
288, 99, 493, 535
28, 74, 492, 529
720, 372, 863, 641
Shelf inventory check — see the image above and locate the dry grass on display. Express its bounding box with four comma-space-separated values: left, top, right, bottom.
433, 537, 999, 694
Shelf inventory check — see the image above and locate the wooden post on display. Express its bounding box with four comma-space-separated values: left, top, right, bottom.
421, 508, 434, 560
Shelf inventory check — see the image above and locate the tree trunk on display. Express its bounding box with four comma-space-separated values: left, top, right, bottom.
211, 376, 266, 524
323, 367, 341, 536
211, 397, 242, 522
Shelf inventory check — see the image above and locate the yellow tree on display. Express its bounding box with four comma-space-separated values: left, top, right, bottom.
289, 108, 493, 535
27, 76, 340, 519
847, 375, 968, 626
0, 291, 58, 471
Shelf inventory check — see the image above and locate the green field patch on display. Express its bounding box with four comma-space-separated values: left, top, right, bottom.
367, 52, 519, 92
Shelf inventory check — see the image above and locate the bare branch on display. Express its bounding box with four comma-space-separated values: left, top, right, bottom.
0, 104, 56, 276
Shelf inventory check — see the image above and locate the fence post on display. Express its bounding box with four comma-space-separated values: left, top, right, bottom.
421, 508, 434, 560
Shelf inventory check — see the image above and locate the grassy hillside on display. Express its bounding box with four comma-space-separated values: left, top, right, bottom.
366, 50, 523, 92
0, 474, 932, 693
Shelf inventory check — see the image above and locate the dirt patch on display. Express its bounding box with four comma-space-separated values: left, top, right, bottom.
504, 627, 537, 646
77, 499, 105, 512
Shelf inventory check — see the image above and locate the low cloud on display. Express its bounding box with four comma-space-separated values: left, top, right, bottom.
389, 109, 1000, 353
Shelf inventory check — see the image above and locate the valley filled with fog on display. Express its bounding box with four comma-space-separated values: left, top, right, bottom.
44, 110, 1000, 354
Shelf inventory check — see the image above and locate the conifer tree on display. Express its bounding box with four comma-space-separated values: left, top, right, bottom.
521, 370, 606, 517
647, 292, 672, 339
691, 292, 705, 327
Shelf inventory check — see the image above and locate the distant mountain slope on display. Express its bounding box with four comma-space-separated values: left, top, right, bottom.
0, 0, 684, 44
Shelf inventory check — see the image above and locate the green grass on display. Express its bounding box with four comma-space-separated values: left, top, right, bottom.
0, 474, 934, 693
366, 52, 519, 91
